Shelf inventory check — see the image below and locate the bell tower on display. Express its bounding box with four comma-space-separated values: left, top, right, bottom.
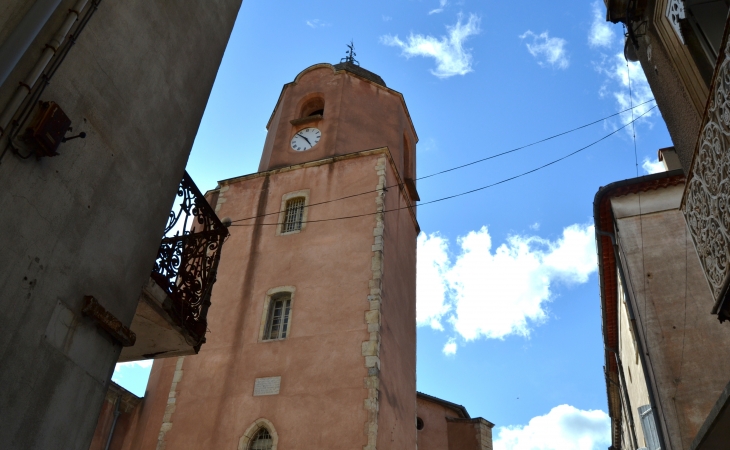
259, 54, 418, 201
136, 53, 420, 450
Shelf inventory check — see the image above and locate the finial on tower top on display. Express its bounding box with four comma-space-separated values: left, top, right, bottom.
341, 40, 359, 66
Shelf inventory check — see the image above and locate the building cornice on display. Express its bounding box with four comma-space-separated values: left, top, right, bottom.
416, 391, 470, 419
212, 146, 420, 234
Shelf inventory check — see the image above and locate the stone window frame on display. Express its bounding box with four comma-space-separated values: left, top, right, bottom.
276, 189, 310, 236
238, 418, 279, 450
258, 286, 296, 342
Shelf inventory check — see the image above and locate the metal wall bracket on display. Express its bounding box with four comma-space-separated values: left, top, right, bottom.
82, 295, 136, 347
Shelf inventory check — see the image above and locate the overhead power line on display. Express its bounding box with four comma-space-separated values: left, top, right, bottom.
417, 98, 656, 181
230, 99, 656, 224
229, 105, 657, 227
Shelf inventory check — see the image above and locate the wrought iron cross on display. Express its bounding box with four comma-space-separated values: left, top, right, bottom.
341, 40, 359, 66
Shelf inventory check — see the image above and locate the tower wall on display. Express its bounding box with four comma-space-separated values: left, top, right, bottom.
131, 64, 419, 449
374, 156, 418, 449
258, 65, 417, 183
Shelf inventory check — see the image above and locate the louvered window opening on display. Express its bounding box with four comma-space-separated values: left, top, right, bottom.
283, 197, 305, 233
249, 428, 273, 450
638, 405, 661, 450
264, 296, 291, 340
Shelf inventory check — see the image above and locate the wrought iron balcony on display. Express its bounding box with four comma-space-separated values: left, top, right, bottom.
682, 14, 730, 323
119, 171, 229, 362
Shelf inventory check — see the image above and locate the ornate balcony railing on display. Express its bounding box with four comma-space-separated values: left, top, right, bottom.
150, 171, 229, 345
682, 14, 730, 322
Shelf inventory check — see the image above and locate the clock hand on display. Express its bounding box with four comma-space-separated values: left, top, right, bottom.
296, 132, 312, 146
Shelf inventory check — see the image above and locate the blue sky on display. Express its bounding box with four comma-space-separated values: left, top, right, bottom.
115, 1, 672, 448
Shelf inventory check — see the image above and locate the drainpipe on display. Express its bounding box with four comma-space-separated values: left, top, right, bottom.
0, 0, 63, 88
0, 0, 89, 136
104, 394, 122, 450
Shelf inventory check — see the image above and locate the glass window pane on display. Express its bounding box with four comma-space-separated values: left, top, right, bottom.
265, 295, 291, 340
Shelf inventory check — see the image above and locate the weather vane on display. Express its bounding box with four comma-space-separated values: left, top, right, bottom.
341, 40, 359, 66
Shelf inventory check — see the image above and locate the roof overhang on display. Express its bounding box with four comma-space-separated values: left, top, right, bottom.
593, 169, 686, 448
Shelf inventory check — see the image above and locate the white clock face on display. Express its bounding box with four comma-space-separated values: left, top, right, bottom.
290, 127, 321, 151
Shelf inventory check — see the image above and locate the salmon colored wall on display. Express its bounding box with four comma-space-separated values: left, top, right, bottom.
416, 397, 454, 450
126, 358, 177, 449
446, 420, 482, 450
89, 357, 177, 450
258, 64, 417, 187
376, 163, 418, 449
129, 154, 392, 449
89, 395, 116, 450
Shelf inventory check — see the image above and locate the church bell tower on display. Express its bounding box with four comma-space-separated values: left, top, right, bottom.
140, 52, 420, 450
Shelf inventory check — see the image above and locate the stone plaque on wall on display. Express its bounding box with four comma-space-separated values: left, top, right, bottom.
253, 376, 281, 396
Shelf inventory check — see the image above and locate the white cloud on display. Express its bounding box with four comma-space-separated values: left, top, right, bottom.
530, 222, 540, 230
429, 0, 448, 15
417, 224, 597, 353
642, 156, 666, 174
381, 13, 481, 78
520, 31, 570, 69
382, 15, 392, 22
588, 1, 617, 48
494, 405, 611, 450
306, 19, 330, 28
114, 360, 153, 373
599, 54, 655, 127
588, 4, 655, 132
443, 338, 457, 355
417, 233, 451, 330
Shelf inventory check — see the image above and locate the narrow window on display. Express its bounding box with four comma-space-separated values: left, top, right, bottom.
282, 197, 305, 233
638, 405, 661, 450
249, 428, 273, 450
264, 293, 292, 340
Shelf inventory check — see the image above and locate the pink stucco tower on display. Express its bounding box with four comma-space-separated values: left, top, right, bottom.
126, 61, 420, 449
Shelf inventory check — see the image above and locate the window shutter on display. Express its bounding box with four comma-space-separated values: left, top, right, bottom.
638, 405, 661, 450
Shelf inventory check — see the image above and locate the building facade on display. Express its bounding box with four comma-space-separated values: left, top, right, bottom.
0, 2, 240, 449
599, 1, 730, 447
595, 150, 730, 450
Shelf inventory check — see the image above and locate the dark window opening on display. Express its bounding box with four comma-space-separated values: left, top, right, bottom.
416, 417, 424, 431
300, 97, 325, 118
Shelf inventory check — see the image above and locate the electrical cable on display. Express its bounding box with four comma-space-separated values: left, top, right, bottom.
230, 98, 656, 225
622, 44, 671, 450
418, 98, 655, 181
230, 105, 656, 228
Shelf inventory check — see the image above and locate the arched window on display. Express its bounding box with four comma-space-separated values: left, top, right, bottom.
238, 418, 278, 450
249, 428, 273, 450
300, 97, 324, 118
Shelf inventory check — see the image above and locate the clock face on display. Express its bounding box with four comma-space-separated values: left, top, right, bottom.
290, 127, 321, 151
